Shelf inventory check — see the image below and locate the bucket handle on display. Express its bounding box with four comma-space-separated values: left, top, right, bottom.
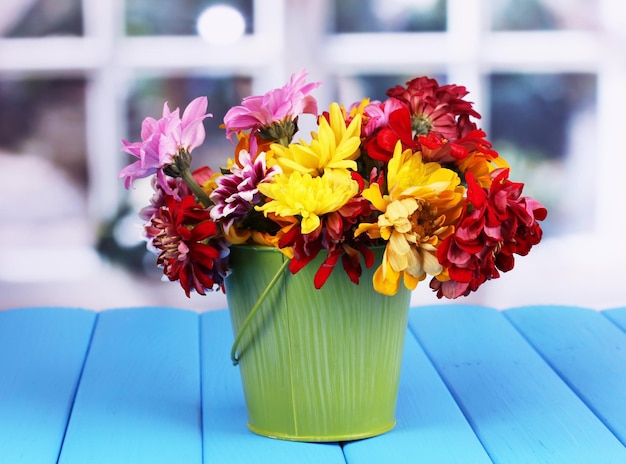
230, 258, 290, 366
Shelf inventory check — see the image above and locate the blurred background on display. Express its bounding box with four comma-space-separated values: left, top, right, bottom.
1, 0, 624, 311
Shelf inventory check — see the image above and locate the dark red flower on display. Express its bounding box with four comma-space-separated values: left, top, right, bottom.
386, 76, 481, 142
362, 77, 485, 164
431, 168, 546, 299
419, 129, 498, 164
278, 193, 376, 289
148, 194, 229, 297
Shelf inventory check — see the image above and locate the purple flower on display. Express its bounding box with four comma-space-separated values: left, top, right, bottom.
223, 70, 321, 141
119, 96, 212, 189
209, 150, 281, 232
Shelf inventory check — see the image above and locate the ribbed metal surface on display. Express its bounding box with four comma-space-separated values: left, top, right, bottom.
225, 246, 411, 442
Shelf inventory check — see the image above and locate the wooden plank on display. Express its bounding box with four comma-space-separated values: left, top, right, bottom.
199, 309, 347, 464
409, 304, 626, 464
505, 305, 626, 446
0, 307, 95, 464
58, 307, 202, 464
604, 307, 626, 334
343, 308, 492, 463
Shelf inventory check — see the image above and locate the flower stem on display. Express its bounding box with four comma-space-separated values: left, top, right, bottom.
230, 257, 290, 366
181, 167, 213, 208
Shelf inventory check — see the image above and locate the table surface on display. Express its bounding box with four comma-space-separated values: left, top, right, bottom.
1, 304, 626, 463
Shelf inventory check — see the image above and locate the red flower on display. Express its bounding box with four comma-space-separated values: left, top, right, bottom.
419, 129, 498, 164
386, 76, 481, 142
363, 105, 417, 162
362, 77, 484, 164
278, 192, 376, 289
431, 169, 547, 299
148, 194, 229, 297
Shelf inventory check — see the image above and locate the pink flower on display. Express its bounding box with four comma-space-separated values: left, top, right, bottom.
223, 70, 321, 141
363, 98, 405, 136
119, 96, 212, 189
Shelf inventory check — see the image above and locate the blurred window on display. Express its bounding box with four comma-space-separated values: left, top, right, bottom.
489, 73, 597, 235
125, 0, 254, 36
0, 0, 82, 37
333, 0, 446, 33
0, 77, 89, 257
0, 77, 88, 189
0, 0, 622, 302
490, 0, 599, 31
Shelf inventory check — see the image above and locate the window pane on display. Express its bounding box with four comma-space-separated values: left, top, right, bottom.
488, 73, 597, 236
333, 0, 446, 33
125, 0, 253, 36
0, 77, 89, 248
0, 0, 83, 37
490, 0, 599, 31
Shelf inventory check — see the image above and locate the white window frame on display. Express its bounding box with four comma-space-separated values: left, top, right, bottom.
1, 0, 624, 306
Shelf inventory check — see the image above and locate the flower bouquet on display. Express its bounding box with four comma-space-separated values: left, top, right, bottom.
120, 69, 545, 300
119, 70, 546, 441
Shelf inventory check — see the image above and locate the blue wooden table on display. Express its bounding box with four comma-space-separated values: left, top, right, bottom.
1, 305, 626, 463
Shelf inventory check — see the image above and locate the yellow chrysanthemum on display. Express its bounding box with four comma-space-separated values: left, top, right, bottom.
256, 169, 359, 234
355, 142, 465, 295
269, 102, 361, 176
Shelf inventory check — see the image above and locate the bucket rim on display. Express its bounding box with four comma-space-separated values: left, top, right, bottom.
229, 243, 387, 253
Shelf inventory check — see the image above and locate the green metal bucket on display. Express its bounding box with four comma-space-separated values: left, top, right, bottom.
225, 245, 411, 442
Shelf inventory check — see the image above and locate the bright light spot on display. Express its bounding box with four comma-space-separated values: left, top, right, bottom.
196, 5, 246, 45
113, 213, 145, 248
